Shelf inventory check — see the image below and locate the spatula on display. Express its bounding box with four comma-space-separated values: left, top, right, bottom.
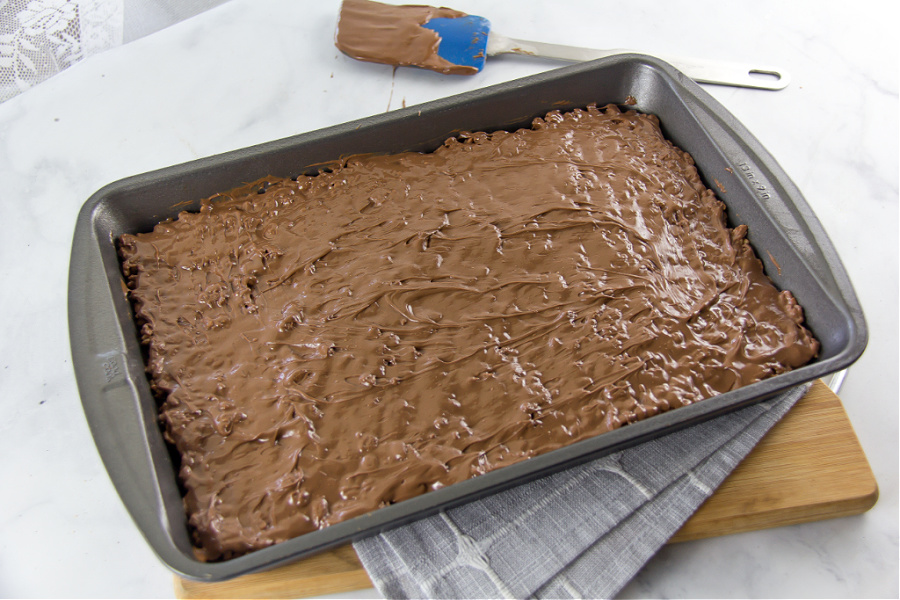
335, 0, 790, 91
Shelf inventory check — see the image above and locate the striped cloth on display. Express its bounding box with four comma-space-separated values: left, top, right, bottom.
355, 383, 809, 599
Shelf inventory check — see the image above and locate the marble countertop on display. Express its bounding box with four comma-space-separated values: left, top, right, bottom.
0, 1, 896, 597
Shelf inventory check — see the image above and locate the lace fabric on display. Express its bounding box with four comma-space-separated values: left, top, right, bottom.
0, 0, 123, 102
0, 0, 231, 103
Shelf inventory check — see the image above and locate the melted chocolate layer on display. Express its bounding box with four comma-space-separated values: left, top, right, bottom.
119, 104, 818, 561
335, 0, 478, 75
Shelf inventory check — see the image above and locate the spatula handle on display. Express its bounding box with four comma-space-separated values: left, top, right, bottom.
486, 33, 789, 91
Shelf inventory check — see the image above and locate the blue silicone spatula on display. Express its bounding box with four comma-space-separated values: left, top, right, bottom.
414, 9, 789, 90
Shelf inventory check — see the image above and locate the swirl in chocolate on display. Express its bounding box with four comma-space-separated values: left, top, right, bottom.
119, 104, 818, 561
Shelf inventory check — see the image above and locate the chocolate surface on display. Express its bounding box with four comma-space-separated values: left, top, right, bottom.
119, 104, 818, 560
335, 0, 477, 75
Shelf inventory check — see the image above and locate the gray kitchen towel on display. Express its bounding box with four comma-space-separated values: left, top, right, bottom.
354, 383, 810, 599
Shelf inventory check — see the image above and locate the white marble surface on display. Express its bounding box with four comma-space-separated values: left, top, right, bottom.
0, 1, 896, 597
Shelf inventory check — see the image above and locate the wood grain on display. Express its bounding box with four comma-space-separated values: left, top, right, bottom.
174, 380, 877, 599
670, 380, 878, 542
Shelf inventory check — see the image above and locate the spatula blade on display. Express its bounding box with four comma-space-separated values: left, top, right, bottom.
335, 0, 485, 75
421, 15, 490, 73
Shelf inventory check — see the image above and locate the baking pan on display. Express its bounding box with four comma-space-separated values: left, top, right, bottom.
68, 55, 867, 581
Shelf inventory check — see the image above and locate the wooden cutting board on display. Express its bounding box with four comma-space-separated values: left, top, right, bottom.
175, 379, 878, 599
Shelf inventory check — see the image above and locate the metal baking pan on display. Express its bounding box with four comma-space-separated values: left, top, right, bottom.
68, 55, 867, 581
